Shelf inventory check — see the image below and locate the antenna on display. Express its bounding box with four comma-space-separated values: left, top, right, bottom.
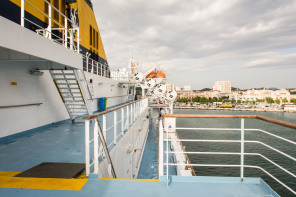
129, 48, 137, 75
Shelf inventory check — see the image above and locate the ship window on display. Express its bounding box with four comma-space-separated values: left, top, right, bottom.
96, 32, 98, 49
90, 26, 92, 45
93, 28, 95, 47
61, 0, 65, 23
89, 25, 99, 64
53, 0, 59, 25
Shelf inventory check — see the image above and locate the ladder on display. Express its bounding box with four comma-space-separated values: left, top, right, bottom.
49, 69, 93, 120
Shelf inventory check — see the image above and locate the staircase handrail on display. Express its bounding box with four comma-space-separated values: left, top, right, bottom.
74, 70, 93, 115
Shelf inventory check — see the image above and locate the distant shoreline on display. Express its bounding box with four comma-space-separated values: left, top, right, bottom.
174, 106, 296, 113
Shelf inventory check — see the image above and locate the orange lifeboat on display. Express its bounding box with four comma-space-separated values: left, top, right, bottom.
146, 68, 166, 84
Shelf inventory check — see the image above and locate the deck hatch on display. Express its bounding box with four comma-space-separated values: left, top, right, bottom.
14, 162, 85, 178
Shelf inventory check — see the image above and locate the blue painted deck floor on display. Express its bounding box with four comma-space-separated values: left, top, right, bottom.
0, 176, 277, 197
0, 118, 278, 196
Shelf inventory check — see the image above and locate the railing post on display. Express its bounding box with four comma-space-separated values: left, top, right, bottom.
21, 0, 24, 27
159, 119, 164, 176
77, 27, 80, 53
131, 104, 133, 123
166, 117, 169, 186
133, 103, 136, 122
86, 57, 89, 73
240, 118, 245, 182
70, 31, 73, 50
85, 119, 90, 176
48, 4, 52, 40
136, 102, 138, 117
101, 64, 103, 76
114, 111, 117, 145
121, 108, 124, 135
94, 118, 99, 174
64, 18, 67, 47
103, 114, 106, 138
97, 62, 99, 75
127, 105, 129, 129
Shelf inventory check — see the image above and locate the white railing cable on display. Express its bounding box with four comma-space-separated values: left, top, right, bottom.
245, 141, 296, 162
176, 128, 241, 131
165, 151, 296, 179
245, 129, 296, 145
164, 139, 241, 143
178, 127, 296, 145
244, 165, 296, 196
95, 117, 116, 178
245, 153, 296, 179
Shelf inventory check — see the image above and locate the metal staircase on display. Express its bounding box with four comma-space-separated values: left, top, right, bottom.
49, 70, 93, 120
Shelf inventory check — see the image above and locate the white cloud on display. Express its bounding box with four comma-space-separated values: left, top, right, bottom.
93, 0, 296, 89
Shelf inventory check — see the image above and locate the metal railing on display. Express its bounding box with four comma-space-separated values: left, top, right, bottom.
82, 55, 129, 81
74, 70, 93, 115
20, 0, 131, 82
110, 70, 129, 81
160, 114, 296, 195
0, 103, 42, 108
21, 0, 80, 52
83, 98, 149, 178
82, 55, 110, 78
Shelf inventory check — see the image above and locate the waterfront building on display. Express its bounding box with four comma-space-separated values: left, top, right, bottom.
205, 90, 221, 99
284, 105, 296, 111
166, 84, 176, 91
213, 81, 232, 93
242, 89, 290, 102
271, 89, 290, 101
184, 85, 191, 91
176, 90, 193, 100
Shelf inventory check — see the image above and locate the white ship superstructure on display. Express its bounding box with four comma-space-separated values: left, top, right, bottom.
0, 0, 295, 196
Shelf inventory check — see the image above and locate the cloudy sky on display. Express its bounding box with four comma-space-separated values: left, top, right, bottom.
93, 0, 296, 90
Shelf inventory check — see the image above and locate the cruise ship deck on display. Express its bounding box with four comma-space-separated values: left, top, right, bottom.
0, 118, 278, 197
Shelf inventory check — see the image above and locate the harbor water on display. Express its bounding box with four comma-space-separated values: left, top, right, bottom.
174, 109, 296, 196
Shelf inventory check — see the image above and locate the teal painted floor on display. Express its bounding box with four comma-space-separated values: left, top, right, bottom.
0, 176, 277, 197
0, 115, 278, 196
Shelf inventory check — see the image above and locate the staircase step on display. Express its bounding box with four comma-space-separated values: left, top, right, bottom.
63, 96, 82, 98
50, 69, 91, 119
72, 113, 87, 115
65, 103, 85, 105
59, 88, 80, 90
56, 83, 78, 85
61, 92, 81, 94
51, 73, 75, 76
68, 107, 87, 109
65, 100, 84, 102
55, 78, 77, 80
70, 110, 87, 112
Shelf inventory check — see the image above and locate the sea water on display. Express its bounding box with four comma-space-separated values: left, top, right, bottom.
174, 109, 296, 196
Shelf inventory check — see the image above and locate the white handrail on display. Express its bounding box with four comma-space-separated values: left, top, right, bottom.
84, 98, 149, 177
161, 116, 296, 195
165, 151, 296, 179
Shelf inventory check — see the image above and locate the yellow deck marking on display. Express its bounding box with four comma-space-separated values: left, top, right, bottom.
0, 171, 88, 191
100, 178, 159, 181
